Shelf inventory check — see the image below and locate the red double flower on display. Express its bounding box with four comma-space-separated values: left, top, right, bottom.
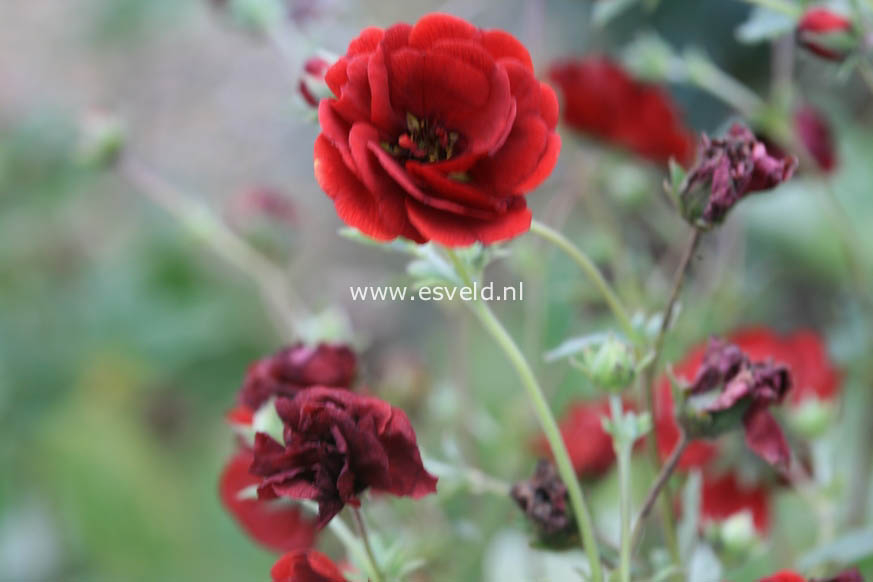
315, 13, 561, 246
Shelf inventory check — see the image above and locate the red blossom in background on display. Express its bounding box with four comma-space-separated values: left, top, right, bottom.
314, 13, 561, 246
760, 569, 865, 582
271, 549, 348, 582
548, 57, 695, 166
535, 398, 637, 478
701, 471, 771, 534
251, 387, 437, 527
239, 343, 357, 411
300, 57, 332, 108
219, 451, 318, 553
794, 105, 838, 173
796, 8, 855, 61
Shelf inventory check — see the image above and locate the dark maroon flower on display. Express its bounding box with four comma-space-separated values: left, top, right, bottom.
681, 124, 798, 227
239, 343, 357, 410
814, 569, 865, 582
510, 460, 574, 538
219, 451, 318, 553
251, 387, 437, 527
797, 8, 856, 61
271, 549, 348, 582
680, 338, 793, 470
315, 13, 561, 246
548, 57, 695, 166
794, 106, 838, 173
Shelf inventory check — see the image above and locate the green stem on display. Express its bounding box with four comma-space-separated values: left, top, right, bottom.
352, 507, 384, 582
683, 51, 767, 117
529, 219, 638, 343
447, 250, 603, 582
611, 396, 633, 582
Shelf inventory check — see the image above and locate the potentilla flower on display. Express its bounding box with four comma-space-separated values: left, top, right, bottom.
701, 471, 771, 534
219, 451, 318, 553
794, 105, 838, 173
548, 57, 695, 166
314, 13, 561, 246
760, 568, 865, 582
239, 343, 357, 411
796, 8, 856, 61
679, 338, 793, 470
250, 387, 437, 527
534, 398, 635, 478
271, 549, 348, 582
510, 460, 574, 539
680, 124, 798, 227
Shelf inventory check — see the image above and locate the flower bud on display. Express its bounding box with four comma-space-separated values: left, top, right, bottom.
794, 106, 837, 173
299, 56, 333, 108
510, 460, 576, 545
717, 511, 759, 556
75, 110, 125, 169
576, 335, 636, 393
797, 8, 857, 62
788, 397, 834, 439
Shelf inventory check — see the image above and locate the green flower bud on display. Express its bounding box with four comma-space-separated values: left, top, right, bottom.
576, 335, 636, 393
718, 511, 759, 556
789, 397, 834, 439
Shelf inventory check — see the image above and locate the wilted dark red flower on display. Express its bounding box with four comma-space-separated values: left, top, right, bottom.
239, 343, 357, 411
680, 338, 792, 470
548, 57, 695, 166
271, 549, 347, 582
656, 327, 840, 469
534, 398, 636, 478
681, 124, 798, 227
701, 471, 771, 534
315, 13, 561, 246
794, 106, 838, 173
251, 387, 437, 527
510, 460, 574, 538
797, 8, 856, 61
219, 451, 318, 553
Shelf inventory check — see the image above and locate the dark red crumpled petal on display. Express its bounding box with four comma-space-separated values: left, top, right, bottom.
794, 106, 838, 173
219, 451, 317, 553
271, 549, 348, 582
251, 387, 437, 527
239, 343, 357, 410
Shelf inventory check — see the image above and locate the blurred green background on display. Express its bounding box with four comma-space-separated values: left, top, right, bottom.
1, 1, 872, 581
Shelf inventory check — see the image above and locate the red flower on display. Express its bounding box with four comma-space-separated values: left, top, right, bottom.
797, 8, 855, 61
548, 57, 695, 166
681, 124, 798, 227
794, 106, 838, 173
239, 343, 357, 411
271, 550, 348, 582
314, 13, 561, 246
300, 57, 332, 108
251, 387, 437, 527
219, 451, 317, 553
535, 399, 634, 478
761, 572, 807, 582
701, 471, 771, 533
760, 568, 865, 582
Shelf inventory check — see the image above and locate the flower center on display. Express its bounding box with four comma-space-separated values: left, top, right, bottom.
383, 113, 460, 163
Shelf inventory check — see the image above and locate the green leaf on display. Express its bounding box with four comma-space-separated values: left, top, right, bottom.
735, 6, 795, 44
798, 528, 873, 570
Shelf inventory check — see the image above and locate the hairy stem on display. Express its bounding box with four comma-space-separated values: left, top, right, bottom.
353, 507, 384, 582
529, 219, 638, 343
611, 396, 633, 582
447, 249, 604, 582
120, 157, 306, 341
632, 433, 688, 547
